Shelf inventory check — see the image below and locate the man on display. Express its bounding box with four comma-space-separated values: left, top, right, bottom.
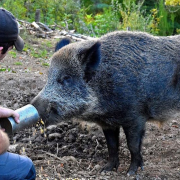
0, 8, 36, 179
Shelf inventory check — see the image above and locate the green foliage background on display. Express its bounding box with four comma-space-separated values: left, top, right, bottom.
1, 0, 180, 37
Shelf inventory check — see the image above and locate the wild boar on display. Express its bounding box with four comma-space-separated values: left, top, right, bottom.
32, 31, 180, 175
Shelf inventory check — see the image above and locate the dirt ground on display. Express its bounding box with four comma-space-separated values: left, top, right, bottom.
0, 34, 180, 180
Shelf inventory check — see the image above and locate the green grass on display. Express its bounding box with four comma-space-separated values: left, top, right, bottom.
42, 41, 53, 48
0, 67, 11, 72
9, 51, 17, 58
31, 49, 48, 58
42, 62, 49, 67
0, 68, 7, 71
20, 33, 54, 59
14, 62, 23, 65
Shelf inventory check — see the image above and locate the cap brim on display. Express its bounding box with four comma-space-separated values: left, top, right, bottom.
14, 36, 24, 51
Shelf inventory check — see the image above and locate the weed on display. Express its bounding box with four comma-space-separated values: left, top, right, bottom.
31, 49, 48, 59
9, 51, 17, 58
0, 67, 11, 72
42, 41, 53, 48
0, 68, 6, 72
42, 63, 49, 67
14, 62, 23, 65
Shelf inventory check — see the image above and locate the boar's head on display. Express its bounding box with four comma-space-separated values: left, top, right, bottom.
32, 39, 101, 125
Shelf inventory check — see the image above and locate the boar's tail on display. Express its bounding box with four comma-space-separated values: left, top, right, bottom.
55, 38, 71, 52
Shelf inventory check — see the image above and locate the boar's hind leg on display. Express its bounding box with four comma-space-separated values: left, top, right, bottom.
123, 119, 145, 176
101, 127, 120, 172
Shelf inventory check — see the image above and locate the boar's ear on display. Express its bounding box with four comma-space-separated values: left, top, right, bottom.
79, 41, 101, 82
55, 38, 71, 52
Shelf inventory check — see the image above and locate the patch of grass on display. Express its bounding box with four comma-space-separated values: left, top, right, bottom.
42, 62, 49, 67
39, 49, 48, 58
0, 67, 11, 72
21, 33, 54, 59
9, 51, 17, 58
42, 41, 53, 48
0, 68, 7, 72
31, 49, 48, 59
30, 50, 39, 58
23, 44, 29, 52
14, 62, 23, 65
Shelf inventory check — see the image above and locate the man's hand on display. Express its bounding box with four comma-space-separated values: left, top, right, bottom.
0, 107, 20, 123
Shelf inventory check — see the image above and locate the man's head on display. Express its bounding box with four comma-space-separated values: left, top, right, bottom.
0, 129, 9, 154
0, 8, 24, 60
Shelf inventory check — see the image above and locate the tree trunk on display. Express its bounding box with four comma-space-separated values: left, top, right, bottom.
35, 9, 40, 22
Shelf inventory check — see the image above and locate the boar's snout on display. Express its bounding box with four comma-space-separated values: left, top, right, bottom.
31, 96, 46, 116
31, 95, 59, 125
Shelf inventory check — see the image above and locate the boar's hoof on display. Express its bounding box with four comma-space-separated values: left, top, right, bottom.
127, 170, 136, 176
127, 164, 144, 176
100, 159, 119, 172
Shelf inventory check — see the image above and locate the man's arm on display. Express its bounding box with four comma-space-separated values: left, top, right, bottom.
0, 107, 19, 123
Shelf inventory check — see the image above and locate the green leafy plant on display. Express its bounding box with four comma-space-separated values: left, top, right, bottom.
0, 0, 180, 37
157, 0, 176, 36
177, 28, 180, 33
1, 0, 27, 20
119, 0, 152, 32
165, 0, 180, 6
149, 8, 161, 35
75, 1, 120, 36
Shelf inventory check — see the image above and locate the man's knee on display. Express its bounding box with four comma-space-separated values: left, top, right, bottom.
25, 164, 36, 180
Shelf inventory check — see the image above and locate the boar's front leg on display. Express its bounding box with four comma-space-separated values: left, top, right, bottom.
123, 119, 145, 176
101, 127, 120, 171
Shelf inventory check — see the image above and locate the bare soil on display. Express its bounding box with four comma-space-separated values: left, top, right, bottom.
0, 34, 180, 180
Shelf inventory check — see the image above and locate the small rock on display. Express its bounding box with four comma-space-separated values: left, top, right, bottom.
13, 103, 19, 109
46, 125, 57, 131
57, 122, 69, 128
93, 164, 101, 171
21, 137, 30, 143
8, 144, 19, 153
92, 135, 97, 141
62, 156, 78, 164
48, 133, 61, 141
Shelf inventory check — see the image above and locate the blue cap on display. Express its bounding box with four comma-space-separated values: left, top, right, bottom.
0, 8, 24, 51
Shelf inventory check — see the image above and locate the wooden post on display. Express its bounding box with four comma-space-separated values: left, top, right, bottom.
35, 9, 40, 22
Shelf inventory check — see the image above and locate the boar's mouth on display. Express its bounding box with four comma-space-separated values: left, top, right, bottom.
39, 101, 89, 126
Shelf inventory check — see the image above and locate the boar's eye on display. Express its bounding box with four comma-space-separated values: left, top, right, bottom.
57, 75, 72, 85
